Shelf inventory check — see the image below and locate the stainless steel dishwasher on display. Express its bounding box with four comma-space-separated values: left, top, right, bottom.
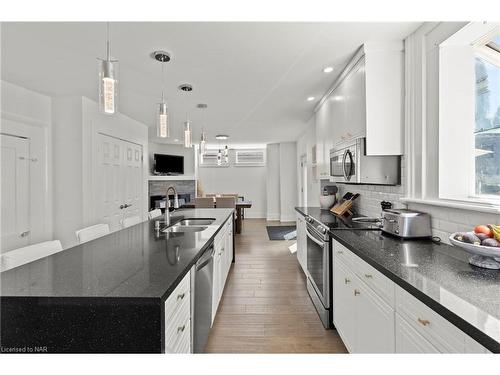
192, 243, 214, 353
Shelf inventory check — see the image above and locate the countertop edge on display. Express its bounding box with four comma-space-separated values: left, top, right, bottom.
295, 207, 500, 353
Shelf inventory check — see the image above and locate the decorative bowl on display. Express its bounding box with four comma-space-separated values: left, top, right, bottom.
449, 232, 500, 269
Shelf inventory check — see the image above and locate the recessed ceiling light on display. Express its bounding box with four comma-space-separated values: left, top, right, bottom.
307, 96, 315, 102
323, 66, 334, 73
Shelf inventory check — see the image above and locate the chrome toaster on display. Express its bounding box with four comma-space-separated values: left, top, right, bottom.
381, 209, 432, 239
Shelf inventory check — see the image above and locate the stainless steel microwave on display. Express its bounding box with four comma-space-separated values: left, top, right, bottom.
329, 138, 400, 185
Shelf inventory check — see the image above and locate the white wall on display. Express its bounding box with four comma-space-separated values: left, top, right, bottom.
279, 142, 297, 222
266, 143, 280, 220
296, 117, 320, 207
198, 149, 267, 218
148, 142, 195, 176
1, 81, 53, 245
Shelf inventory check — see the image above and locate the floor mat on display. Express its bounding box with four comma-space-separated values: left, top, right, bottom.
266, 225, 296, 240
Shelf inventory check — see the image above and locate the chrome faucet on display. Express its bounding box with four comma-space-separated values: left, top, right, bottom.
164, 185, 179, 227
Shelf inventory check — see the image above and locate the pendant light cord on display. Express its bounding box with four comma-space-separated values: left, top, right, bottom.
161, 61, 165, 102
106, 22, 111, 61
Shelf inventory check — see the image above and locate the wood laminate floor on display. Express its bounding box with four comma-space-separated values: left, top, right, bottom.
204, 219, 348, 353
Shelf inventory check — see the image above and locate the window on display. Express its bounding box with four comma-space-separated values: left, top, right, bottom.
199, 150, 229, 167
234, 149, 266, 166
474, 35, 500, 198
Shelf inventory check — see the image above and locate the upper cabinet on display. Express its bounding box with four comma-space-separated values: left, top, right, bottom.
315, 41, 404, 158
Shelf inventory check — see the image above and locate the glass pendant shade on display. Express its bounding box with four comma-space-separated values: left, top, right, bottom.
156, 102, 169, 138
217, 149, 222, 165
199, 131, 207, 155
184, 121, 192, 148
224, 145, 229, 157
98, 59, 118, 114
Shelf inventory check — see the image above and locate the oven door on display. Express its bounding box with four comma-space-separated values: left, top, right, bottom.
306, 224, 330, 308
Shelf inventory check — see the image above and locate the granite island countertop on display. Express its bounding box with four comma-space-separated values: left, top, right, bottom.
0, 208, 234, 353
296, 207, 500, 353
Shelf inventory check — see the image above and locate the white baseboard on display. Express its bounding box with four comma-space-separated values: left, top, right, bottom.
266, 213, 280, 221
280, 214, 296, 223
244, 212, 266, 219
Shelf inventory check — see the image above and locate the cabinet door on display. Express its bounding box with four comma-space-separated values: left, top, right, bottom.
333, 259, 356, 352
396, 314, 439, 353
212, 248, 222, 325
354, 278, 395, 353
348, 59, 366, 139
296, 215, 307, 273
315, 102, 329, 179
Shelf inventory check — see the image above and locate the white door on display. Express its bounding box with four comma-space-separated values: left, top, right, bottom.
1, 134, 30, 252
95, 134, 143, 232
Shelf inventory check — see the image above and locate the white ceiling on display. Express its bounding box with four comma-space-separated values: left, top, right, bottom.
1, 22, 420, 145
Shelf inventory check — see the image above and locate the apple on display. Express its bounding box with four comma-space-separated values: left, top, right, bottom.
474, 225, 493, 238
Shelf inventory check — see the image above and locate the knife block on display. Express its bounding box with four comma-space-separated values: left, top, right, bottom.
330, 200, 353, 217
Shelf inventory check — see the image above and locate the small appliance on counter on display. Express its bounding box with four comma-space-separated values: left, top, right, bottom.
381, 209, 432, 239
319, 185, 338, 210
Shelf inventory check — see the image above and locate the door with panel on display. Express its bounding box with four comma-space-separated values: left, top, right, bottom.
354, 278, 395, 353
94, 134, 143, 232
333, 259, 356, 352
1, 134, 30, 251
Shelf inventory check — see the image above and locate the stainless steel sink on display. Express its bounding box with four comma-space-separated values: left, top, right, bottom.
176, 218, 215, 226
164, 225, 208, 233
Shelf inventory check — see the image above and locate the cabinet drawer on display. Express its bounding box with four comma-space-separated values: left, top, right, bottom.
333, 241, 356, 268
395, 286, 464, 353
165, 272, 191, 322
165, 310, 191, 353
396, 314, 440, 353
351, 253, 395, 307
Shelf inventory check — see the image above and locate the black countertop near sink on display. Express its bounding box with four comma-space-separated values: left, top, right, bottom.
0, 209, 234, 353
296, 207, 500, 353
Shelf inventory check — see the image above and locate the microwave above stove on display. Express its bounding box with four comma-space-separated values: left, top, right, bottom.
329, 138, 400, 185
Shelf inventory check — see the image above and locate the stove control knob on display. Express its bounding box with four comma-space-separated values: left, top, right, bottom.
319, 227, 327, 234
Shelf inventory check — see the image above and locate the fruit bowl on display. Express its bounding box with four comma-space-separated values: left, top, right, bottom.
449, 232, 500, 269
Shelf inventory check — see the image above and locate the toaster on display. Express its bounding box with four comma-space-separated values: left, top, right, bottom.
381, 209, 432, 239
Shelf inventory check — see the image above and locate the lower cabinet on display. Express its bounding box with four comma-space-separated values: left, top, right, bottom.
334, 255, 394, 353
296, 213, 307, 273
164, 271, 192, 353
212, 217, 234, 325
332, 239, 491, 354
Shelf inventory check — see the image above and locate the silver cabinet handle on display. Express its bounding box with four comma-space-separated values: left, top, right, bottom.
364, 274, 373, 279
20, 231, 30, 237
177, 293, 185, 300
177, 325, 186, 333
344, 278, 350, 284
120, 204, 125, 209
354, 289, 360, 296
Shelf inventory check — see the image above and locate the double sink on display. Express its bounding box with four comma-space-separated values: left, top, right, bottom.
162, 218, 216, 233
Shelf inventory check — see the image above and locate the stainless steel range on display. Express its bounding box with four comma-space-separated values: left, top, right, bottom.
305, 215, 332, 329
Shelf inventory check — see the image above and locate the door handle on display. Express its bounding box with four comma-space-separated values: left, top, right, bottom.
20, 231, 30, 237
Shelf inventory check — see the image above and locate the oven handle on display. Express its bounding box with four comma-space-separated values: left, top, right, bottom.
306, 228, 325, 247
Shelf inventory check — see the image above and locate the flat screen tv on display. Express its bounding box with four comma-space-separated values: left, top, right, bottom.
153, 154, 184, 175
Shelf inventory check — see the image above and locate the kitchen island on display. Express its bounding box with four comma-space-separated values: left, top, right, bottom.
296, 207, 500, 353
0, 209, 234, 353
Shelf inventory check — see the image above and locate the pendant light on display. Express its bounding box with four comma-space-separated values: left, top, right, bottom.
153, 51, 171, 138
184, 114, 193, 148
217, 149, 222, 166
197, 104, 208, 155
98, 22, 118, 114
224, 145, 229, 164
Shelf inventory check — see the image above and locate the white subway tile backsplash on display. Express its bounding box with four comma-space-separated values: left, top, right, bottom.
333, 157, 500, 243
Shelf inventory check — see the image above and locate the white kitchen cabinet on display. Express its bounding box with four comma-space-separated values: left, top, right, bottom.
396, 314, 440, 353
334, 255, 394, 353
165, 271, 192, 353
354, 278, 395, 353
211, 217, 234, 325
315, 97, 333, 180
296, 213, 307, 273
316, 41, 403, 158
333, 257, 356, 352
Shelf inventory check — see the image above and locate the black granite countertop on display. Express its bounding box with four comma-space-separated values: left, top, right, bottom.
1, 209, 234, 301
296, 207, 500, 352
